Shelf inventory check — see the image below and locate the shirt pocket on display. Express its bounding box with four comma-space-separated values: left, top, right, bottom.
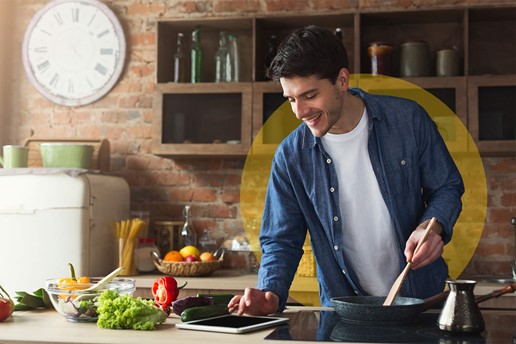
383, 156, 418, 197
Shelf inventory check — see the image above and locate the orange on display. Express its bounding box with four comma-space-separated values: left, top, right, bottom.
164, 250, 183, 262
180, 245, 200, 258
200, 252, 216, 262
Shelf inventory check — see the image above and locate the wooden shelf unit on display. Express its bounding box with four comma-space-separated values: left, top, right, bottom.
153, 5, 516, 157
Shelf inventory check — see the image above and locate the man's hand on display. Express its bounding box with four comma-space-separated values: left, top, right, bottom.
405, 218, 443, 270
227, 288, 280, 316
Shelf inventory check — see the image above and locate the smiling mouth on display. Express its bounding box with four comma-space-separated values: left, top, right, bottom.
304, 113, 322, 126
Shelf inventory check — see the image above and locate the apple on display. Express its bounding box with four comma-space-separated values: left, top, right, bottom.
200, 252, 216, 262
185, 255, 200, 262
0, 286, 14, 322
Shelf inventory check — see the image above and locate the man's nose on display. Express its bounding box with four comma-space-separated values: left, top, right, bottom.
292, 100, 309, 119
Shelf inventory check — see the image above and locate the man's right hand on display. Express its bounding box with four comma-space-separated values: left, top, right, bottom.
227, 288, 280, 316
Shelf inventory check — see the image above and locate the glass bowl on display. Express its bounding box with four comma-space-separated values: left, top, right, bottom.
46, 277, 136, 322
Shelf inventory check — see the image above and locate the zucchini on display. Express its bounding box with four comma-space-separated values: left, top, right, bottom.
180, 303, 229, 322
196, 293, 234, 305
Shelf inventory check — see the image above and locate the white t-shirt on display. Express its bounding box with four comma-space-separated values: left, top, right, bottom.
321, 110, 400, 296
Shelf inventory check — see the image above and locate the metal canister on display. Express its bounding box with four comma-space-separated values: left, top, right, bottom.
436, 49, 459, 76
367, 42, 393, 76
400, 41, 431, 77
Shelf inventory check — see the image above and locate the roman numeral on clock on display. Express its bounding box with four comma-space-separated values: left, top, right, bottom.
95, 63, 108, 75
49, 73, 59, 88
72, 8, 79, 22
53, 12, 63, 25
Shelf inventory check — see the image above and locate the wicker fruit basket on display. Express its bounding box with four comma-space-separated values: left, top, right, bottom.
151, 250, 223, 277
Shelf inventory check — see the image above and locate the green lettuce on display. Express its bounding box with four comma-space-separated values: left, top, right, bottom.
97, 290, 167, 330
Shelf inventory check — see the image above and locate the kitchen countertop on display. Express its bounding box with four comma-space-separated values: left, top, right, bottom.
1, 307, 514, 344
0, 307, 324, 344
133, 270, 516, 308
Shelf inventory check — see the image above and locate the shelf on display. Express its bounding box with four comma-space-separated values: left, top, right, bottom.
360, 9, 466, 77
468, 7, 516, 76
153, 6, 516, 157
467, 75, 516, 155
152, 82, 252, 157
157, 18, 253, 83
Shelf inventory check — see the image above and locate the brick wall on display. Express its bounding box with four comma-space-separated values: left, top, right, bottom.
1, 0, 514, 276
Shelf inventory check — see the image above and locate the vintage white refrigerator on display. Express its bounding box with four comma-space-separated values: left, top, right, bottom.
0, 172, 130, 296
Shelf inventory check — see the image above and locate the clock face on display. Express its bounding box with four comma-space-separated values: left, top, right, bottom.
22, 0, 126, 107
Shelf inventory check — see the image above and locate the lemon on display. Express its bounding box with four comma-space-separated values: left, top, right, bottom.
180, 245, 200, 258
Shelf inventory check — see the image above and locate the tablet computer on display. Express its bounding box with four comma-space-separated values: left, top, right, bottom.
175, 314, 289, 334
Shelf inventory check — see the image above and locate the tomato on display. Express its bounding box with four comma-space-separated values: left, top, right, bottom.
0, 285, 14, 322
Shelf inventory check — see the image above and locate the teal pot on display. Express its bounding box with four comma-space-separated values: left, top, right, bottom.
40, 143, 94, 169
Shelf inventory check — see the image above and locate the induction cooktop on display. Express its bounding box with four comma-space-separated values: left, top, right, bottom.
265, 310, 516, 343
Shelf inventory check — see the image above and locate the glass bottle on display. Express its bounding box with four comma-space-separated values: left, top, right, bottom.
214, 31, 228, 83
334, 28, 343, 41
180, 205, 197, 247
173, 32, 186, 82
264, 34, 277, 80
226, 34, 239, 82
190, 28, 202, 83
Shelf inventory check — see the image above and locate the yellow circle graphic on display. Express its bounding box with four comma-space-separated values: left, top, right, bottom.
241, 75, 487, 306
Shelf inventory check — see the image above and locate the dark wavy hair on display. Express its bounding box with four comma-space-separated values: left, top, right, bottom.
266, 25, 349, 84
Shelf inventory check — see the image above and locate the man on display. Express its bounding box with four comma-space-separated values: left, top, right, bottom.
228, 25, 464, 316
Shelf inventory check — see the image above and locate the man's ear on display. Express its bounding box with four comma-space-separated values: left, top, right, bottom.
338, 68, 350, 88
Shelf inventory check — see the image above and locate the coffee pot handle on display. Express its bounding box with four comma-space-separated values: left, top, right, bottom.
475, 283, 516, 303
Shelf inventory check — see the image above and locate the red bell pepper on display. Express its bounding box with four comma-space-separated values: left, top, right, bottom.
151, 276, 187, 310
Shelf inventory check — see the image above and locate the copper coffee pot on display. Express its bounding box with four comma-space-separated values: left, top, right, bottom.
438, 280, 516, 333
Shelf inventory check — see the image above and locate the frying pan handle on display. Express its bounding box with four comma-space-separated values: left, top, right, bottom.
422, 290, 450, 311
475, 283, 516, 304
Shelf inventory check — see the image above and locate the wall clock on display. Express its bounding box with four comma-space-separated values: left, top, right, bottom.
22, 0, 126, 107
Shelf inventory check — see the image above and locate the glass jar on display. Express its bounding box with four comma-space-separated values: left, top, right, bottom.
155, 220, 178, 256
135, 237, 160, 273
198, 229, 217, 253
367, 42, 393, 76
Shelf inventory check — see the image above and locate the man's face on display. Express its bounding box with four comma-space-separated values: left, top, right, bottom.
280, 75, 345, 137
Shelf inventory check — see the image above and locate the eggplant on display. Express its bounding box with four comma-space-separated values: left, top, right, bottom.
172, 296, 213, 316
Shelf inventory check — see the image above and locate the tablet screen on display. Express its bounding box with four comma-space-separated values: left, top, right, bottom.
175, 314, 289, 334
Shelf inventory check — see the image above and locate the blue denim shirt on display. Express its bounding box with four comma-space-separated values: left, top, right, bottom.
256, 88, 464, 311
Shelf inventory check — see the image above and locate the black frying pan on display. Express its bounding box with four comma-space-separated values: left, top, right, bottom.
331, 283, 515, 324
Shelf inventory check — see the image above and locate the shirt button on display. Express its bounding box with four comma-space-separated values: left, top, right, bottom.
333, 216, 339, 222
334, 245, 339, 251
401, 160, 406, 166
354, 290, 359, 295
342, 270, 346, 275
326, 158, 332, 164
330, 187, 335, 192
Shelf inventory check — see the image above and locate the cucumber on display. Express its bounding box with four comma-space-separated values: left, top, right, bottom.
196, 293, 234, 305
180, 303, 230, 322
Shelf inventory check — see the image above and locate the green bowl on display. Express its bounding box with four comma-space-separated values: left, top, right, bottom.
40, 143, 94, 169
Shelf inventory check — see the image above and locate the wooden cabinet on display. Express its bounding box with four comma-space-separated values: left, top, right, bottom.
153, 5, 515, 157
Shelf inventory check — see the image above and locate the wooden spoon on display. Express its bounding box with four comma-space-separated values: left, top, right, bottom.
383, 217, 436, 306
74, 267, 125, 301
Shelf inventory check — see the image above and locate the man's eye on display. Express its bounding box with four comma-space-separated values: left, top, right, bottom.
305, 93, 316, 99
287, 98, 295, 103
